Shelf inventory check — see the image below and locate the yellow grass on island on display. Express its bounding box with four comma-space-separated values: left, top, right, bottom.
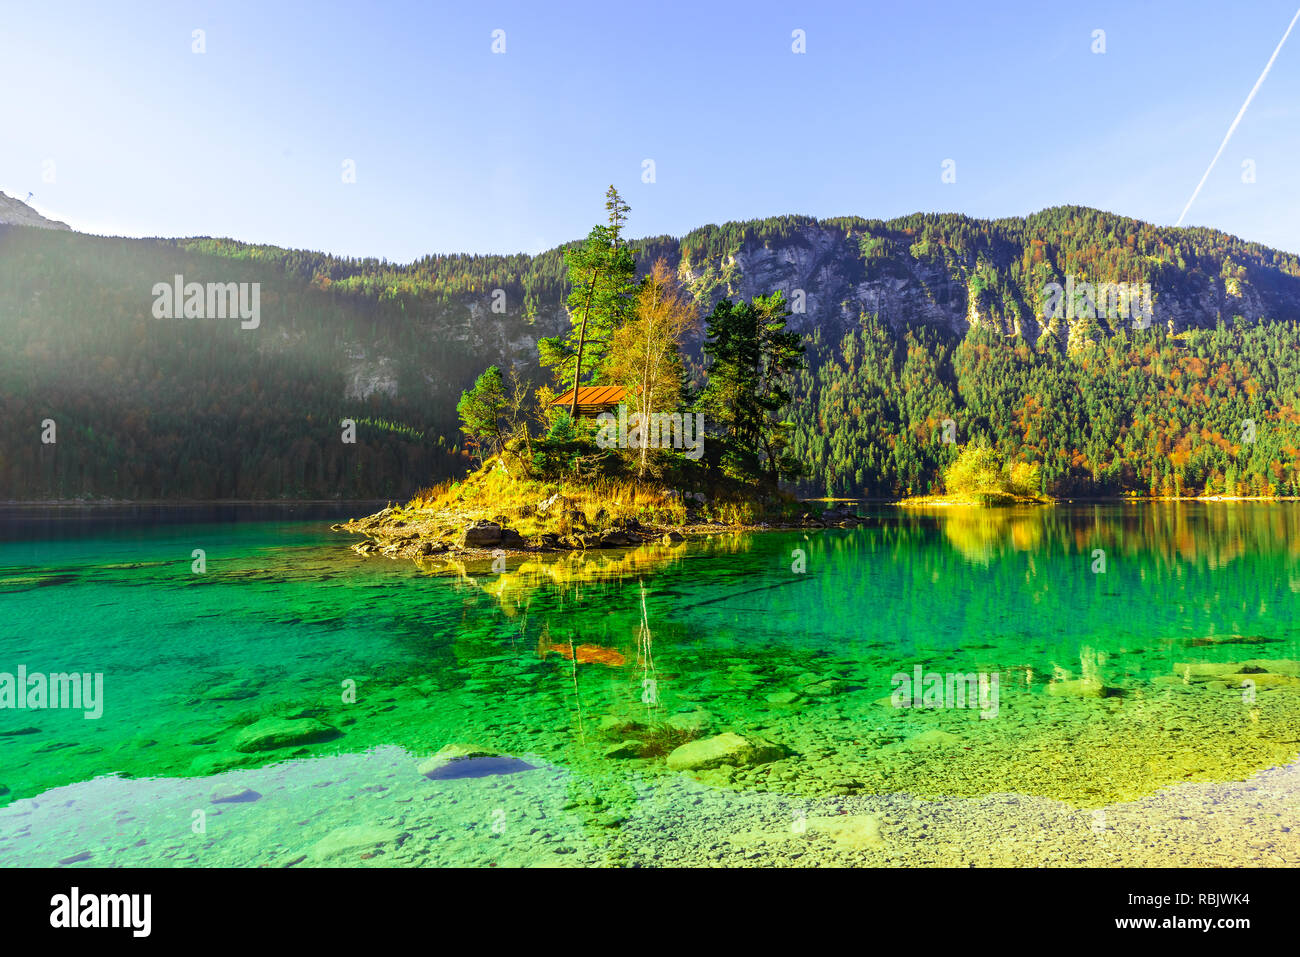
400, 455, 693, 540
335, 452, 795, 561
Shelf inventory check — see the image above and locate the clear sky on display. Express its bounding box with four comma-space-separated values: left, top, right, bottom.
3, 0, 1299, 260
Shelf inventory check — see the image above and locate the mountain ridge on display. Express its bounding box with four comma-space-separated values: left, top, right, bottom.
165, 203, 1300, 357
4, 204, 1300, 499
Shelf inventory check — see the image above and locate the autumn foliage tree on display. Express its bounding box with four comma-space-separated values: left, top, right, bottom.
606, 258, 697, 478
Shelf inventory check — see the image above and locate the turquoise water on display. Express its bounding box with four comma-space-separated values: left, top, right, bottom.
2, 503, 1299, 867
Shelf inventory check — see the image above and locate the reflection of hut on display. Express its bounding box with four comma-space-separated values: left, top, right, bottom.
549, 385, 628, 419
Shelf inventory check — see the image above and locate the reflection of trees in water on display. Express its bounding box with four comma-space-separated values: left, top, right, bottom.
884, 503, 1300, 575
636, 580, 659, 721
1047, 643, 1108, 687
939, 510, 1044, 564
448, 541, 691, 618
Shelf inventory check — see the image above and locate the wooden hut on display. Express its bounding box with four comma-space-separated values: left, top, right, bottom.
548, 385, 628, 419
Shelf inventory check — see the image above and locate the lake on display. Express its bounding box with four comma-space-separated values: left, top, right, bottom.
1, 502, 1298, 867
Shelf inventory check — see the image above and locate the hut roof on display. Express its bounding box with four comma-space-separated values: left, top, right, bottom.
549, 385, 628, 409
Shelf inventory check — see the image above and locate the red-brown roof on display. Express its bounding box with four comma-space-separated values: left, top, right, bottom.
549, 385, 628, 406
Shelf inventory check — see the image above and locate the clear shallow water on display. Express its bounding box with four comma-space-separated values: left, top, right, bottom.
2, 503, 1299, 867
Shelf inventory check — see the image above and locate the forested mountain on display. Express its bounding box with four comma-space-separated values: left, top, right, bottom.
3, 199, 1300, 500
0, 225, 536, 500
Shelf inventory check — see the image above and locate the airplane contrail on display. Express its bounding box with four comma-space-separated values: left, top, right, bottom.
1175, 6, 1300, 227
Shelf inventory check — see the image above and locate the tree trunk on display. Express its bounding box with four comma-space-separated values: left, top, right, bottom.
639, 315, 653, 479
765, 432, 779, 487
569, 268, 601, 421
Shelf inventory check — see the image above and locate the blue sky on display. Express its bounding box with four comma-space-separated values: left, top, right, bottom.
3, 0, 1299, 259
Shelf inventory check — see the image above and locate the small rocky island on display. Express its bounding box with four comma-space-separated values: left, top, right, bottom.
333, 188, 1047, 565
335, 457, 868, 562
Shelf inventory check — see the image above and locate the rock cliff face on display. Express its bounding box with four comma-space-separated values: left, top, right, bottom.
676, 226, 971, 343
505, 209, 1300, 364
0, 192, 70, 230
669, 223, 1299, 346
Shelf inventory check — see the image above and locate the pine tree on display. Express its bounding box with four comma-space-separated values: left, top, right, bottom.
457, 366, 508, 464
538, 186, 638, 419
699, 292, 805, 487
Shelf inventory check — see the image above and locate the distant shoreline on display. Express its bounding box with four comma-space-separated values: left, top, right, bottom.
895, 496, 1300, 507
2, 496, 1297, 508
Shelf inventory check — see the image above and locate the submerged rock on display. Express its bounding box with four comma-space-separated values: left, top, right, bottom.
312, 825, 402, 863
203, 679, 259, 701
665, 710, 714, 735
417, 743, 496, 775
605, 740, 648, 759
766, 691, 802, 705
1174, 659, 1300, 681
666, 732, 787, 772
210, 787, 261, 804
795, 673, 849, 695
1046, 677, 1117, 698
418, 743, 537, 779
598, 716, 648, 739
1231, 672, 1300, 689
1184, 633, 1278, 646
1173, 662, 1245, 679
807, 813, 884, 850
1244, 659, 1300, 676
233, 717, 339, 753
693, 766, 737, 787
